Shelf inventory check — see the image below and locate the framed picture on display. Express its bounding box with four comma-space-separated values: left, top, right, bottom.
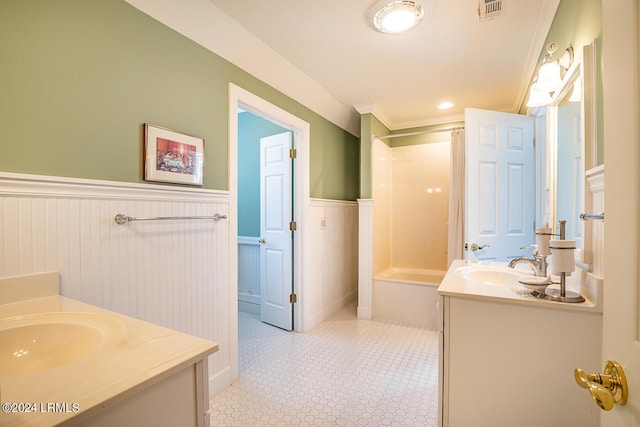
144, 124, 204, 185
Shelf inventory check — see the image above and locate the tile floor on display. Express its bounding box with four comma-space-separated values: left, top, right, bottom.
209, 305, 439, 426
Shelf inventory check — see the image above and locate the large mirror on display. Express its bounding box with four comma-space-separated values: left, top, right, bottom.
556, 74, 583, 248
544, 40, 597, 265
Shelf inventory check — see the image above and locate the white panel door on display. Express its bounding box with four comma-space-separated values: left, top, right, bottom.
259, 132, 293, 330
599, 1, 640, 424
465, 108, 534, 262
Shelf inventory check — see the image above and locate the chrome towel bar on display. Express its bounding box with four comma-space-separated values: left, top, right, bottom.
580, 212, 605, 221
114, 213, 227, 225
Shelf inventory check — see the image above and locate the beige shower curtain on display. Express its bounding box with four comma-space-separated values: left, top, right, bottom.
447, 129, 465, 267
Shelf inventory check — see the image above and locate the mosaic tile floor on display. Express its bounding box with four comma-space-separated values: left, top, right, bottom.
209, 305, 439, 426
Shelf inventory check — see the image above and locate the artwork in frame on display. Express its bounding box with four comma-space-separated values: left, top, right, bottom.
144, 124, 204, 185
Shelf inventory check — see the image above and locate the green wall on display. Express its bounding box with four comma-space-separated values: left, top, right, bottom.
359, 113, 390, 199
0, 0, 359, 200
238, 112, 288, 237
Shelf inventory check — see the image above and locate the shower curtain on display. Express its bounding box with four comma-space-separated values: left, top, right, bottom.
447, 129, 465, 267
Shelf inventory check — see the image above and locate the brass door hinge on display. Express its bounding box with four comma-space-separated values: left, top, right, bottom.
290, 221, 297, 231
289, 293, 297, 303
289, 149, 297, 159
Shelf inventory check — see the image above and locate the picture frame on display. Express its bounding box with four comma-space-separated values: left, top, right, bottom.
144, 123, 204, 186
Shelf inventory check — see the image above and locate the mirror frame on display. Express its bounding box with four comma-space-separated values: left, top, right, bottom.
545, 41, 598, 267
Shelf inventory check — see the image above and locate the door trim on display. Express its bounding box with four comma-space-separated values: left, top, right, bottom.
228, 83, 310, 379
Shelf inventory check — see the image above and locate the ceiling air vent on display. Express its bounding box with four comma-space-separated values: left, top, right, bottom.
478, 0, 503, 22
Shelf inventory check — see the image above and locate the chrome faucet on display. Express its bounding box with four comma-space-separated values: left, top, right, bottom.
508, 246, 548, 277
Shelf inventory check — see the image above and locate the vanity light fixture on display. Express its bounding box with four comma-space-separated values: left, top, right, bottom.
533, 43, 574, 93
369, 0, 426, 34
527, 42, 574, 107
526, 79, 553, 107
534, 60, 563, 93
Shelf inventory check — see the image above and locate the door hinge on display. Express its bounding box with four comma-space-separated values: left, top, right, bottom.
289, 293, 297, 303
289, 221, 297, 231
289, 149, 297, 159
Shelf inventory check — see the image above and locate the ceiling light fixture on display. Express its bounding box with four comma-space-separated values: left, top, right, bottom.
369, 0, 425, 34
438, 101, 454, 110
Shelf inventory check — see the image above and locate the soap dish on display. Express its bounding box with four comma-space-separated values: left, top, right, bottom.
518, 276, 551, 290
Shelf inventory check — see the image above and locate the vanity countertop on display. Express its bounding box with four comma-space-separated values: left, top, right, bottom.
0, 272, 218, 427
438, 259, 603, 313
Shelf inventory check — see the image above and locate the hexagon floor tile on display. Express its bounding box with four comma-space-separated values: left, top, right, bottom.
210, 305, 439, 426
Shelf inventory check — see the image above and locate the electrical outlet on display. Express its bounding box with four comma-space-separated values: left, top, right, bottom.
320, 218, 326, 229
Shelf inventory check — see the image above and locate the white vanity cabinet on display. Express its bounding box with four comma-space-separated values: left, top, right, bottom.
64, 359, 210, 427
0, 273, 217, 427
439, 295, 602, 427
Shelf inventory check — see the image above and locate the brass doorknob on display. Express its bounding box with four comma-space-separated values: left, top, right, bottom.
574, 361, 628, 411
258, 238, 266, 244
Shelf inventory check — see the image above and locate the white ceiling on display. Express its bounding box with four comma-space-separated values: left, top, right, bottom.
205, 0, 559, 130
123, 0, 558, 134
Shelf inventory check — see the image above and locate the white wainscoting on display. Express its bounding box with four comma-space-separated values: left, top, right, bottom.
237, 236, 260, 314
0, 172, 231, 395
586, 165, 605, 276
357, 199, 374, 320
302, 199, 359, 330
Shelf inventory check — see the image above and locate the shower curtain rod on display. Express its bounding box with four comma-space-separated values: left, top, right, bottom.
373, 126, 465, 140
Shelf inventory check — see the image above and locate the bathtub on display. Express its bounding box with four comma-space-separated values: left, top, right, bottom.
372, 268, 445, 330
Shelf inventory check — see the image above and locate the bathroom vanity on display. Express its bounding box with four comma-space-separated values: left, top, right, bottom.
0, 272, 218, 427
438, 260, 602, 427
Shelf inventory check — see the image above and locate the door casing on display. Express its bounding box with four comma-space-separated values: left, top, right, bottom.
228, 83, 310, 385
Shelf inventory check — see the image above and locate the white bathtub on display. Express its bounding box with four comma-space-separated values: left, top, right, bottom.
372, 268, 445, 330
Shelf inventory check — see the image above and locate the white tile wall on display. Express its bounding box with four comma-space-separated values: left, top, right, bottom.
391, 142, 450, 271
371, 140, 451, 274
372, 138, 392, 275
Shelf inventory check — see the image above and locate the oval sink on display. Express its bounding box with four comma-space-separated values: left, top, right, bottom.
0, 312, 124, 377
455, 265, 524, 287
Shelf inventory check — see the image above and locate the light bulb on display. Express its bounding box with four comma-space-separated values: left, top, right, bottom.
526, 84, 553, 107
534, 61, 562, 93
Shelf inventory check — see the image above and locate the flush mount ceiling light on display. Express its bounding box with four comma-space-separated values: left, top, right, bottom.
369, 0, 425, 34
438, 101, 454, 110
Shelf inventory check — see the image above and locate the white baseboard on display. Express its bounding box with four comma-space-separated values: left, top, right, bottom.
358, 306, 373, 320
238, 300, 260, 315
209, 365, 235, 397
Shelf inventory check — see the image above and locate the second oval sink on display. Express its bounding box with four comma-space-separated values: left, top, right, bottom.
0, 312, 124, 377
455, 265, 524, 287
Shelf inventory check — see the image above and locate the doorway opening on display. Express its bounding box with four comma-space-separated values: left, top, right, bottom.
237, 110, 294, 330
228, 83, 310, 380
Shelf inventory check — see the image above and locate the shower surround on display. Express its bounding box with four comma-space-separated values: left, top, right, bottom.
358, 139, 450, 325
